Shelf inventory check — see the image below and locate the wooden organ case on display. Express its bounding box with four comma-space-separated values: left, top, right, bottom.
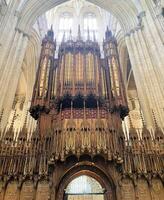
30, 27, 128, 162
0, 27, 163, 200
29, 27, 129, 199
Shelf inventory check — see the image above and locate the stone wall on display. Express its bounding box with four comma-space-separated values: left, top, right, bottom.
0, 177, 163, 200
120, 178, 164, 200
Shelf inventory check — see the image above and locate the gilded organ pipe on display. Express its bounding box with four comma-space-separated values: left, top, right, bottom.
75, 52, 84, 84
86, 52, 94, 83
64, 53, 73, 84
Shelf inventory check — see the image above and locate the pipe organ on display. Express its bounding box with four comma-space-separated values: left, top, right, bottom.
58, 37, 102, 97
32, 28, 56, 108
0, 27, 163, 200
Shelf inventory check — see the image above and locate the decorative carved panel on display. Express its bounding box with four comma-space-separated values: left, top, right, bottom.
151, 179, 164, 200
0, 182, 4, 200
136, 179, 151, 200
4, 182, 18, 200
20, 181, 34, 200
121, 179, 135, 200
36, 181, 50, 200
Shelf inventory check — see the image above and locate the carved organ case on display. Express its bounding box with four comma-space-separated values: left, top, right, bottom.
57, 35, 103, 97
30, 27, 129, 161
103, 28, 128, 118
31, 27, 56, 118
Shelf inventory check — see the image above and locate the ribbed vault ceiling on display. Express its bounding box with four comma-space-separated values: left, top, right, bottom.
18, 0, 140, 34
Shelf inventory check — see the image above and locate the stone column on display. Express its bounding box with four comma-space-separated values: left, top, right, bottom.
0, 181, 5, 200
137, 3, 164, 91
139, 0, 164, 38
36, 181, 51, 200
151, 0, 164, 39
142, 13, 164, 91
136, 28, 164, 126
126, 21, 164, 129
120, 178, 135, 200
125, 33, 155, 130
0, 30, 29, 131
0, 1, 20, 72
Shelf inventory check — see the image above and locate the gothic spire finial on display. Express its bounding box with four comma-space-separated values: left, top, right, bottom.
51, 24, 53, 31
18, 111, 28, 140
77, 24, 82, 40
93, 31, 96, 42
129, 115, 134, 129
23, 111, 28, 128
10, 110, 16, 131
87, 26, 90, 41
69, 29, 73, 41
105, 26, 112, 40
62, 31, 65, 43
47, 25, 54, 41
4, 109, 16, 140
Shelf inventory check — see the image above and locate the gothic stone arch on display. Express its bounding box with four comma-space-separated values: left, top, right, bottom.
53, 161, 118, 200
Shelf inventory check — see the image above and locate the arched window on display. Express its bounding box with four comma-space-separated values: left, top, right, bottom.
84, 13, 98, 40
65, 175, 104, 200
58, 12, 73, 41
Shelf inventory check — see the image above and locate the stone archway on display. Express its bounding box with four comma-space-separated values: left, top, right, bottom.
54, 162, 117, 200
64, 175, 105, 200
17, 0, 138, 34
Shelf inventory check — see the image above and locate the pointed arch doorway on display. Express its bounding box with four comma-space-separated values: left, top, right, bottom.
64, 175, 105, 200
55, 163, 116, 200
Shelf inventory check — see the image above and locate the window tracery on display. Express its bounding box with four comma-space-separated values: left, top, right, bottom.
65, 175, 104, 194
58, 12, 73, 41
84, 12, 98, 40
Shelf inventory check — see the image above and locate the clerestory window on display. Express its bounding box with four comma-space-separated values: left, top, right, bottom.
83, 13, 98, 40
58, 12, 73, 41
